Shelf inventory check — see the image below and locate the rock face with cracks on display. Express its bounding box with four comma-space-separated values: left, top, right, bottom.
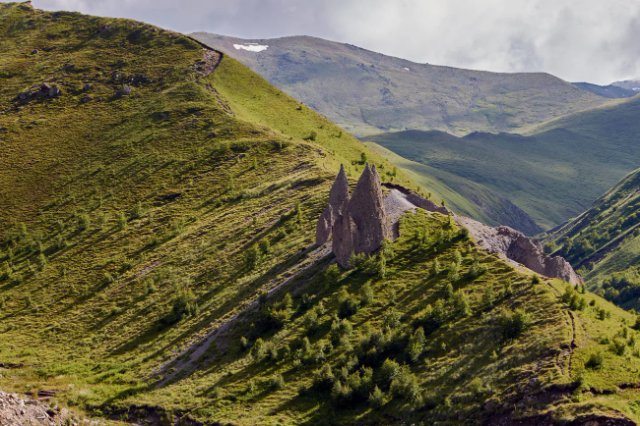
316, 164, 390, 267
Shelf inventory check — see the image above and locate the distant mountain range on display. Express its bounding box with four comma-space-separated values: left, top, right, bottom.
573, 81, 639, 99
368, 95, 640, 233
192, 33, 615, 136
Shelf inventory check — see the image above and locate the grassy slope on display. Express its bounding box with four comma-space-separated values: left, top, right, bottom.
368, 96, 640, 232
0, 3, 639, 425
545, 168, 640, 309
192, 33, 608, 137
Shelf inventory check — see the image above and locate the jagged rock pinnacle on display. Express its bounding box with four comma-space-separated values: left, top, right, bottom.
348, 164, 390, 254
315, 165, 350, 245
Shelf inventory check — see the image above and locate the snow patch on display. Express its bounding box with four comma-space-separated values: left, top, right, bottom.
403, 67, 410, 71
233, 43, 268, 53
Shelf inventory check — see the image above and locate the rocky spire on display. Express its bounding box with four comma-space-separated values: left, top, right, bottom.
348, 164, 390, 254
332, 210, 354, 268
315, 165, 350, 245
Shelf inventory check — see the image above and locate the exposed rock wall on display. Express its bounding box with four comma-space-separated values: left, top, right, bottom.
458, 217, 583, 285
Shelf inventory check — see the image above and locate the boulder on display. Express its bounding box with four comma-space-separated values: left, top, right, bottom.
348, 164, 390, 254
115, 85, 132, 97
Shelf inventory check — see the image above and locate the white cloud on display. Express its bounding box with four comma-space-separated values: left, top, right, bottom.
13, 0, 640, 84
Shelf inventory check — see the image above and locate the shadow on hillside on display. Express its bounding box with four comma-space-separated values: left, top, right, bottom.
110, 243, 331, 388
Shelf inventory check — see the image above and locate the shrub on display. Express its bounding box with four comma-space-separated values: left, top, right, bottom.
610, 338, 626, 356
162, 282, 198, 325
420, 299, 448, 334
499, 308, 531, 340
330, 317, 353, 345
303, 130, 317, 141
313, 363, 335, 391
585, 352, 603, 369
452, 290, 472, 318
338, 288, 360, 318
369, 385, 385, 408
116, 211, 128, 230
380, 358, 401, 388
482, 285, 495, 309
389, 366, 421, 403
406, 327, 426, 362
259, 239, 270, 254
467, 259, 486, 279
245, 245, 261, 270
360, 282, 375, 306
268, 374, 285, 390
323, 264, 341, 286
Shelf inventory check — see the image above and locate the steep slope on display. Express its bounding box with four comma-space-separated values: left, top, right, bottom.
369, 95, 640, 232
546, 168, 640, 310
191, 33, 609, 137
1, 4, 640, 426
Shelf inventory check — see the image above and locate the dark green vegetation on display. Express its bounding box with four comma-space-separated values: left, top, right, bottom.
546, 168, 640, 310
368, 95, 640, 233
192, 33, 610, 137
2, 3, 640, 425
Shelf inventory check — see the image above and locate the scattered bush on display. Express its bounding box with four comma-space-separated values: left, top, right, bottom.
338, 288, 360, 318
585, 352, 603, 369
369, 385, 385, 408
499, 308, 531, 340
610, 338, 626, 356
267, 374, 285, 390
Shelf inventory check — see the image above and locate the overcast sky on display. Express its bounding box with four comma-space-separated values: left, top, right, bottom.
14, 0, 640, 84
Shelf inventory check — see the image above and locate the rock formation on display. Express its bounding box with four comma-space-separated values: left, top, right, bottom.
315, 165, 349, 245
349, 165, 390, 254
315, 164, 389, 267
457, 217, 583, 285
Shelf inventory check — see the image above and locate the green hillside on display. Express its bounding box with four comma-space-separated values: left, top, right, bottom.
192, 33, 609, 137
368, 97, 640, 232
1, 3, 640, 425
365, 142, 543, 235
546, 168, 640, 310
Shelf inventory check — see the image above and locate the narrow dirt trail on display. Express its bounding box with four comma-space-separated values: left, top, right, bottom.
156, 245, 331, 386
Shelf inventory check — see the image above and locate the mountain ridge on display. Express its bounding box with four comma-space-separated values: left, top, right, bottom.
192, 32, 611, 137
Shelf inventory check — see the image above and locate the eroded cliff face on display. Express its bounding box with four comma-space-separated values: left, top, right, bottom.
315, 164, 389, 267
458, 218, 583, 285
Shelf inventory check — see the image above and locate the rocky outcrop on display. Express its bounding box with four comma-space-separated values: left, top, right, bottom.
458, 217, 582, 285
0, 390, 76, 425
316, 164, 389, 267
349, 165, 390, 254
15, 83, 61, 103
315, 165, 349, 245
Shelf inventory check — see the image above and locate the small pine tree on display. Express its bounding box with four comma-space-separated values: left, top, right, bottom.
369, 385, 385, 408
482, 285, 495, 309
